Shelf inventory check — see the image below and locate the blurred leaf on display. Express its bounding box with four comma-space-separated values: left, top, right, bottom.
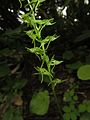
70, 111, 77, 120
3, 27, 22, 37
75, 30, 90, 42
0, 48, 11, 56
0, 63, 10, 77
87, 105, 90, 113
73, 95, 78, 101
64, 0, 71, 6
63, 106, 71, 113
66, 61, 82, 70
2, 106, 13, 120
63, 113, 70, 120
63, 51, 73, 60
0, 93, 3, 102
80, 112, 90, 120
64, 91, 72, 102
78, 104, 86, 113
12, 79, 27, 90
84, 100, 90, 112
77, 65, 90, 80
30, 90, 50, 115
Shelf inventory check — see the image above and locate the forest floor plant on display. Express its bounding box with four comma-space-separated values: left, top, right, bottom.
19, 0, 64, 119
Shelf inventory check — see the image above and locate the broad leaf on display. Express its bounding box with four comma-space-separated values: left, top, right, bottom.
30, 90, 50, 115
77, 65, 90, 80
63, 113, 70, 120
78, 104, 86, 113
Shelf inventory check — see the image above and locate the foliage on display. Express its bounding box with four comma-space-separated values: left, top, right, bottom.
20, 0, 63, 118
63, 85, 78, 120
63, 85, 90, 120
0, 0, 90, 119
30, 90, 50, 115
77, 65, 90, 80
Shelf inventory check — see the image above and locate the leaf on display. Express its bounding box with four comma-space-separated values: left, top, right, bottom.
12, 79, 27, 90
78, 104, 86, 113
2, 106, 13, 120
31, 0, 45, 3
70, 112, 77, 120
50, 59, 63, 66
26, 30, 37, 40
36, 67, 52, 82
26, 47, 44, 55
64, 91, 72, 102
87, 105, 90, 113
49, 78, 64, 89
36, 67, 52, 77
66, 61, 82, 70
34, 19, 54, 25
41, 54, 49, 63
63, 113, 70, 120
73, 95, 78, 101
84, 100, 90, 112
63, 106, 71, 113
30, 90, 50, 115
77, 65, 90, 80
38, 35, 58, 45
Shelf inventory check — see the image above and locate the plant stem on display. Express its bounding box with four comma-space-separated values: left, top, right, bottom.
52, 88, 63, 120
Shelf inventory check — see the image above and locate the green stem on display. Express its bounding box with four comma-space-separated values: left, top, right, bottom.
52, 88, 63, 120
49, 76, 63, 120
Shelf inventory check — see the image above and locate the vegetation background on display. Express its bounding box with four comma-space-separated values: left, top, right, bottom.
0, 0, 90, 120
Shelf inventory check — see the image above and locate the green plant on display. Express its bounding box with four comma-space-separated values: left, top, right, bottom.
19, 0, 64, 118
63, 85, 79, 120
63, 84, 90, 120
